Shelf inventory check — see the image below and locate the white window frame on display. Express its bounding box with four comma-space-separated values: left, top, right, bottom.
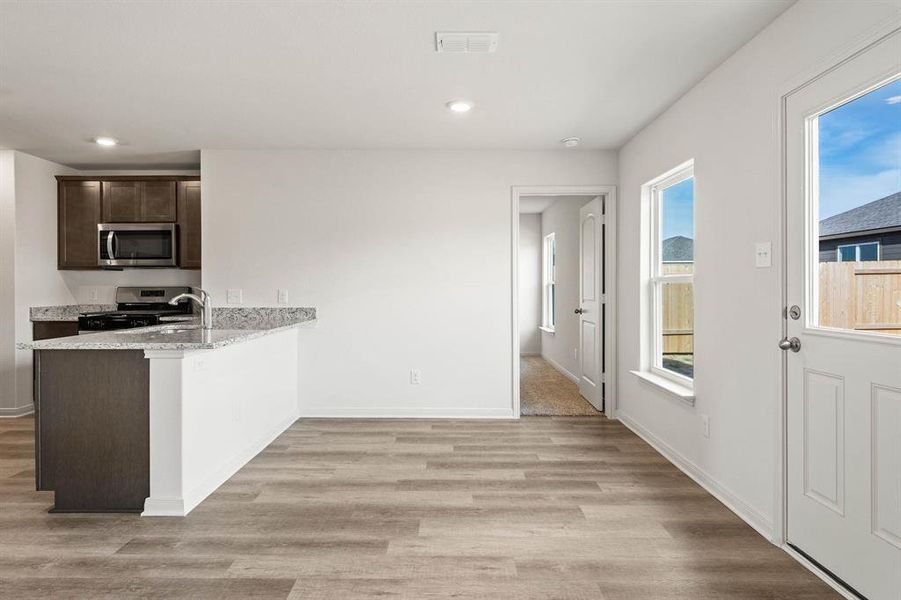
836, 241, 880, 262
648, 163, 695, 387
541, 232, 556, 333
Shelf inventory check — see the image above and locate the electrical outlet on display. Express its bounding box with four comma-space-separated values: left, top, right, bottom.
573, 348, 579, 360
701, 414, 710, 439
87, 287, 99, 302
277, 289, 289, 304
194, 357, 207, 373
226, 289, 243, 304
755, 242, 772, 268
410, 369, 422, 385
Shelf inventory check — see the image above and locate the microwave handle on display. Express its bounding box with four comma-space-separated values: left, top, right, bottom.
106, 231, 116, 260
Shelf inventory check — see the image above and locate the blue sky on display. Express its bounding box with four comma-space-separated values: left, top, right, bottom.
818, 77, 901, 220
662, 178, 694, 239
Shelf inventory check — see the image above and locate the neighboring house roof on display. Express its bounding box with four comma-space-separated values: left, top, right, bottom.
820, 192, 901, 238
662, 235, 693, 262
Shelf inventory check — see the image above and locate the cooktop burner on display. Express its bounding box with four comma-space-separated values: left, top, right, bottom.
78, 286, 194, 332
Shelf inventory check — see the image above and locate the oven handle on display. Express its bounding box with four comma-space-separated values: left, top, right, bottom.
106, 231, 116, 260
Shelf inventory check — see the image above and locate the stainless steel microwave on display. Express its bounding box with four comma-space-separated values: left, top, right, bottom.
98, 223, 177, 268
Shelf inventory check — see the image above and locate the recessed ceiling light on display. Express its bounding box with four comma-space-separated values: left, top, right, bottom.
94, 137, 118, 146
561, 137, 581, 148
446, 100, 473, 113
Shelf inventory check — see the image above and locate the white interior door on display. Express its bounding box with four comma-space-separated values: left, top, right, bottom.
784, 29, 901, 600
578, 196, 603, 410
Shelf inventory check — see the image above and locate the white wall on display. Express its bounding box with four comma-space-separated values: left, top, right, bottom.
0, 152, 17, 412
202, 149, 617, 417
518, 213, 541, 355
0, 151, 201, 412
615, 0, 900, 535
540, 196, 593, 380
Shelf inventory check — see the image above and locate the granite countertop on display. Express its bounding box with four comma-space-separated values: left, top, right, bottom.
19, 307, 316, 351
30, 304, 117, 321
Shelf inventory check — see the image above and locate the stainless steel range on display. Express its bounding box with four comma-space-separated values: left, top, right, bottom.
78, 286, 195, 332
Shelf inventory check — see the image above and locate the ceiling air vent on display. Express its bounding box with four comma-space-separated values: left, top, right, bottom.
435, 32, 499, 54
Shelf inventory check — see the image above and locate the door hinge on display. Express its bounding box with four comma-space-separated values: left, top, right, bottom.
601, 373, 606, 383
600, 294, 607, 304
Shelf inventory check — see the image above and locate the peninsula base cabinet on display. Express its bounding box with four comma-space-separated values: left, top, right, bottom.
56, 176, 201, 270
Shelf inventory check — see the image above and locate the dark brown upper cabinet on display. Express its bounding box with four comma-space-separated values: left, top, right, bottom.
57, 176, 200, 270
58, 180, 101, 269
177, 181, 202, 269
101, 180, 176, 222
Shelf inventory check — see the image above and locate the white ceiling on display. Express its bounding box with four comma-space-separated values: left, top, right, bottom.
0, 1, 792, 168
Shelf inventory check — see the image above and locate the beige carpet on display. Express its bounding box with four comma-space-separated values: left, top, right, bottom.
520, 355, 600, 416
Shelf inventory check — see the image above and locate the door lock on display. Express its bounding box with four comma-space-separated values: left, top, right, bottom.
574, 308, 585, 314
778, 337, 801, 352
788, 305, 801, 320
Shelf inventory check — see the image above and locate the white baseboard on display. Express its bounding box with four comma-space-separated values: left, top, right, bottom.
0, 404, 34, 418
142, 498, 186, 517
617, 411, 774, 539
520, 351, 541, 357
540, 353, 580, 385
299, 407, 516, 419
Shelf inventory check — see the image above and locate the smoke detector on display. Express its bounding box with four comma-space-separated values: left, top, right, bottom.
436, 32, 499, 53
561, 137, 581, 148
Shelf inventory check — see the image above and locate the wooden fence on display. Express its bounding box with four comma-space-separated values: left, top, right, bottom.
819, 259, 901, 335
662, 263, 693, 354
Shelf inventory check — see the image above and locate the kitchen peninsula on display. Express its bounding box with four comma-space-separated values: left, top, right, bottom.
20, 307, 315, 516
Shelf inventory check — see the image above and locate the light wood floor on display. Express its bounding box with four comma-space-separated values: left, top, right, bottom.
0, 414, 838, 599
520, 356, 600, 416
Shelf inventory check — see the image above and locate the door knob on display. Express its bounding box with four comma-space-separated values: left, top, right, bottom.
574, 308, 585, 314
778, 337, 801, 352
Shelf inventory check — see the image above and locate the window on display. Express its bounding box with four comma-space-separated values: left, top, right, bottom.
541, 233, 556, 332
836, 242, 880, 262
649, 164, 694, 382
813, 76, 900, 334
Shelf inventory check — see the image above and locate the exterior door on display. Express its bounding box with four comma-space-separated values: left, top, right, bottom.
578, 196, 602, 410
784, 29, 901, 600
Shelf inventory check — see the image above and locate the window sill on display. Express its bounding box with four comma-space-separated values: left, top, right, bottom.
539, 326, 555, 334
630, 370, 695, 406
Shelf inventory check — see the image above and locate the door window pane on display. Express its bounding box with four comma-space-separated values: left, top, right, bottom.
816, 77, 901, 335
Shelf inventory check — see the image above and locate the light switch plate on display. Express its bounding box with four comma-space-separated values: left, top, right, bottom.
410, 369, 422, 385
226, 289, 243, 304
755, 242, 772, 268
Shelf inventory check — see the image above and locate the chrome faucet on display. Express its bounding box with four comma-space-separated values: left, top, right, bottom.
169, 288, 213, 330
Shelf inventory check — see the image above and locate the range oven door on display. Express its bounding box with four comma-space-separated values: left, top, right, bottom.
98, 223, 177, 268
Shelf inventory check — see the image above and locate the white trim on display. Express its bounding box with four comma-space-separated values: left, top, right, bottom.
519, 351, 541, 357
542, 353, 580, 385
618, 411, 773, 538
538, 325, 555, 334
142, 498, 186, 517
511, 185, 618, 419
299, 407, 515, 419
630, 370, 695, 405
0, 404, 34, 417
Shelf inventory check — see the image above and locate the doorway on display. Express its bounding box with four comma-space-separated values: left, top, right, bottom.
781, 28, 900, 600
512, 186, 616, 418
